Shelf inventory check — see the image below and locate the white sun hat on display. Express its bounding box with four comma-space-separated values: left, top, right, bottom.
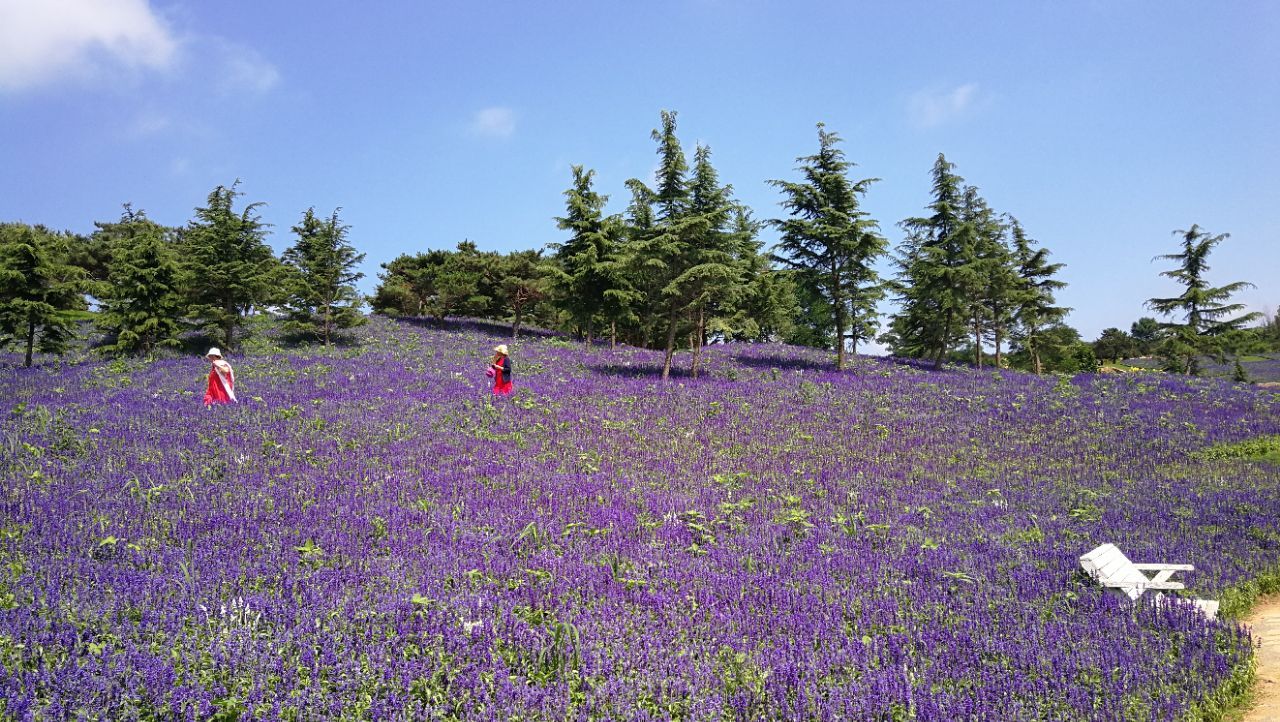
493, 344, 509, 355
206, 347, 223, 359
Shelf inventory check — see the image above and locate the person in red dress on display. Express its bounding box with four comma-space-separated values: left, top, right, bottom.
203, 347, 237, 406
489, 345, 513, 395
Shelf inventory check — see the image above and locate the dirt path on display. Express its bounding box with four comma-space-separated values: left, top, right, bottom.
1244, 594, 1280, 721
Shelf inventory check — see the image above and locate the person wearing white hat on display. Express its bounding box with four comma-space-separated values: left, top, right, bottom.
488, 344, 513, 395
203, 347, 237, 406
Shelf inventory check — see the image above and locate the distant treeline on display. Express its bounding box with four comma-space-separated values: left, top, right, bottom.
2, 112, 1269, 376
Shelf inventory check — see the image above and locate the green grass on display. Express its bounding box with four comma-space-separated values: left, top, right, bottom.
1192, 435, 1280, 465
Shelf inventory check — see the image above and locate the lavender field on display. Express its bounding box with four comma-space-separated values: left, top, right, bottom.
3, 317, 1280, 720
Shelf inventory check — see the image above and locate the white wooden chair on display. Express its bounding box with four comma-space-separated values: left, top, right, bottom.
1079, 543, 1219, 619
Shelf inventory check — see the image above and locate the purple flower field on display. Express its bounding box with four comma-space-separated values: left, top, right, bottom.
2, 318, 1279, 720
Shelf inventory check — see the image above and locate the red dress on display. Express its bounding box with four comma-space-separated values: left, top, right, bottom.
204, 361, 237, 405
492, 357, 512, 395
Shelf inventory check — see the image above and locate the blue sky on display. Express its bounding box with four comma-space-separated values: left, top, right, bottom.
1, 1, 1276, 348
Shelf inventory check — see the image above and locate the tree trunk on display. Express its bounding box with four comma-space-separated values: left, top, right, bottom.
513, 305, 523, 339
224, 302, 237, 351
935, 311, 953, 369
994, 326, 1004, 368
610, 321, 616, 349
661, 308, 680, 380
24, 320, 35, 367
691, 306, 705, 379
973, 317, 983, 368
832, 264, 846, 370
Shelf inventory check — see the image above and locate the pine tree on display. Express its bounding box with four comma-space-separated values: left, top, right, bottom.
0, 224, 87, 366
712, 208, 797, 344
1147, 224, 1259, 375
94, 205, 187, 355
281, 207, 366, 345
887, 154, 980, 367
552, 165, 621, 344
680, 144, 746, 377
628, 110, 702, 379
961, 190, 1020, 368
183, 182, 281, 351
1008, 218, 1067, 375
501, 249, 549, 338
769, 123, 886, 370
1129, 317, 1163, 356
619, 178, 660, 347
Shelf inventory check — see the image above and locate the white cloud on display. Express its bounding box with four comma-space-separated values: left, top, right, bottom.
907, 83, 980, 128
0, 0, 177, 91
470, 106, 516, 138
129, 110, 171, 137
212, 40, 279, 96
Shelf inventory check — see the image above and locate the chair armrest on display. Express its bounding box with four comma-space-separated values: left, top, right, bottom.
1132, 563, 1193, 571
1101, 580, 1185, 591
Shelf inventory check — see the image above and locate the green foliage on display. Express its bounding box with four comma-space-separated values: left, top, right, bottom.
769, 123, 886, 369
1009, 323, 1097, 374
1006, 219, 1068, 374
1129, 316, 1163, 356
1191, 435, 1280, 464
885, 154, 982, 366
93, 205, 187, 355
280, 207, 366, 345
1147, 225, 1260, 375
182, 181, 282, 351
1091, 328, 1136, 363
0, 223, 87, 366
550, 165, 634, 343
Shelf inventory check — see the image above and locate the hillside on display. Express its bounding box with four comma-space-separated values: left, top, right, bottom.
2, 317, 1279, 719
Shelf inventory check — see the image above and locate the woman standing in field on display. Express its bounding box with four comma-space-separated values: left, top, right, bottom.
203, 348, 237, 406
488, 344, 513, 395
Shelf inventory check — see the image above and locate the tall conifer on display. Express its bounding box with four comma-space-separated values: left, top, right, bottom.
887, 154, 978, 366
0, 224, 86, 366
1008, 218, 1067, 374
1147, 225, 1259, 374
183, 182, 280, 350
281, 207, 366, 345
769, 123, 885, 369
95, 205, 186, 355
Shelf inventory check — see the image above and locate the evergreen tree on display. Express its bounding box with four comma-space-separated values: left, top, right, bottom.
1146, 224, 1259, 375
769, 123, 886, 370
551, 166, 623, 344
1129, 316, 1163, 356
94, 205, 187, 355
886, 154, 980, 367
628, 110, 702, 379
619, 178, 660, 347
1008, 218, 1067, 374
1092, 328, 1136, 363
0, 224, 87, 366
962, 190, 1019, 367
281, 207, 366, 345
712, 208, 798, 344
371, 253, 433, 316
183, 182, 281, 350
681, 144, 747, 377
501, 249, 550, 338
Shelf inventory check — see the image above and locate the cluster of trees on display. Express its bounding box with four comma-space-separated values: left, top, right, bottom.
375, 111, 793, 379
373, 113, 1075, 377
0, 183, 365, 365
4, 111, 1265, 380
1090, 225, 1268, 375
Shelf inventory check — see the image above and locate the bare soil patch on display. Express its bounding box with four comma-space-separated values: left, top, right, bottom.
1244, 595, 1280, 721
